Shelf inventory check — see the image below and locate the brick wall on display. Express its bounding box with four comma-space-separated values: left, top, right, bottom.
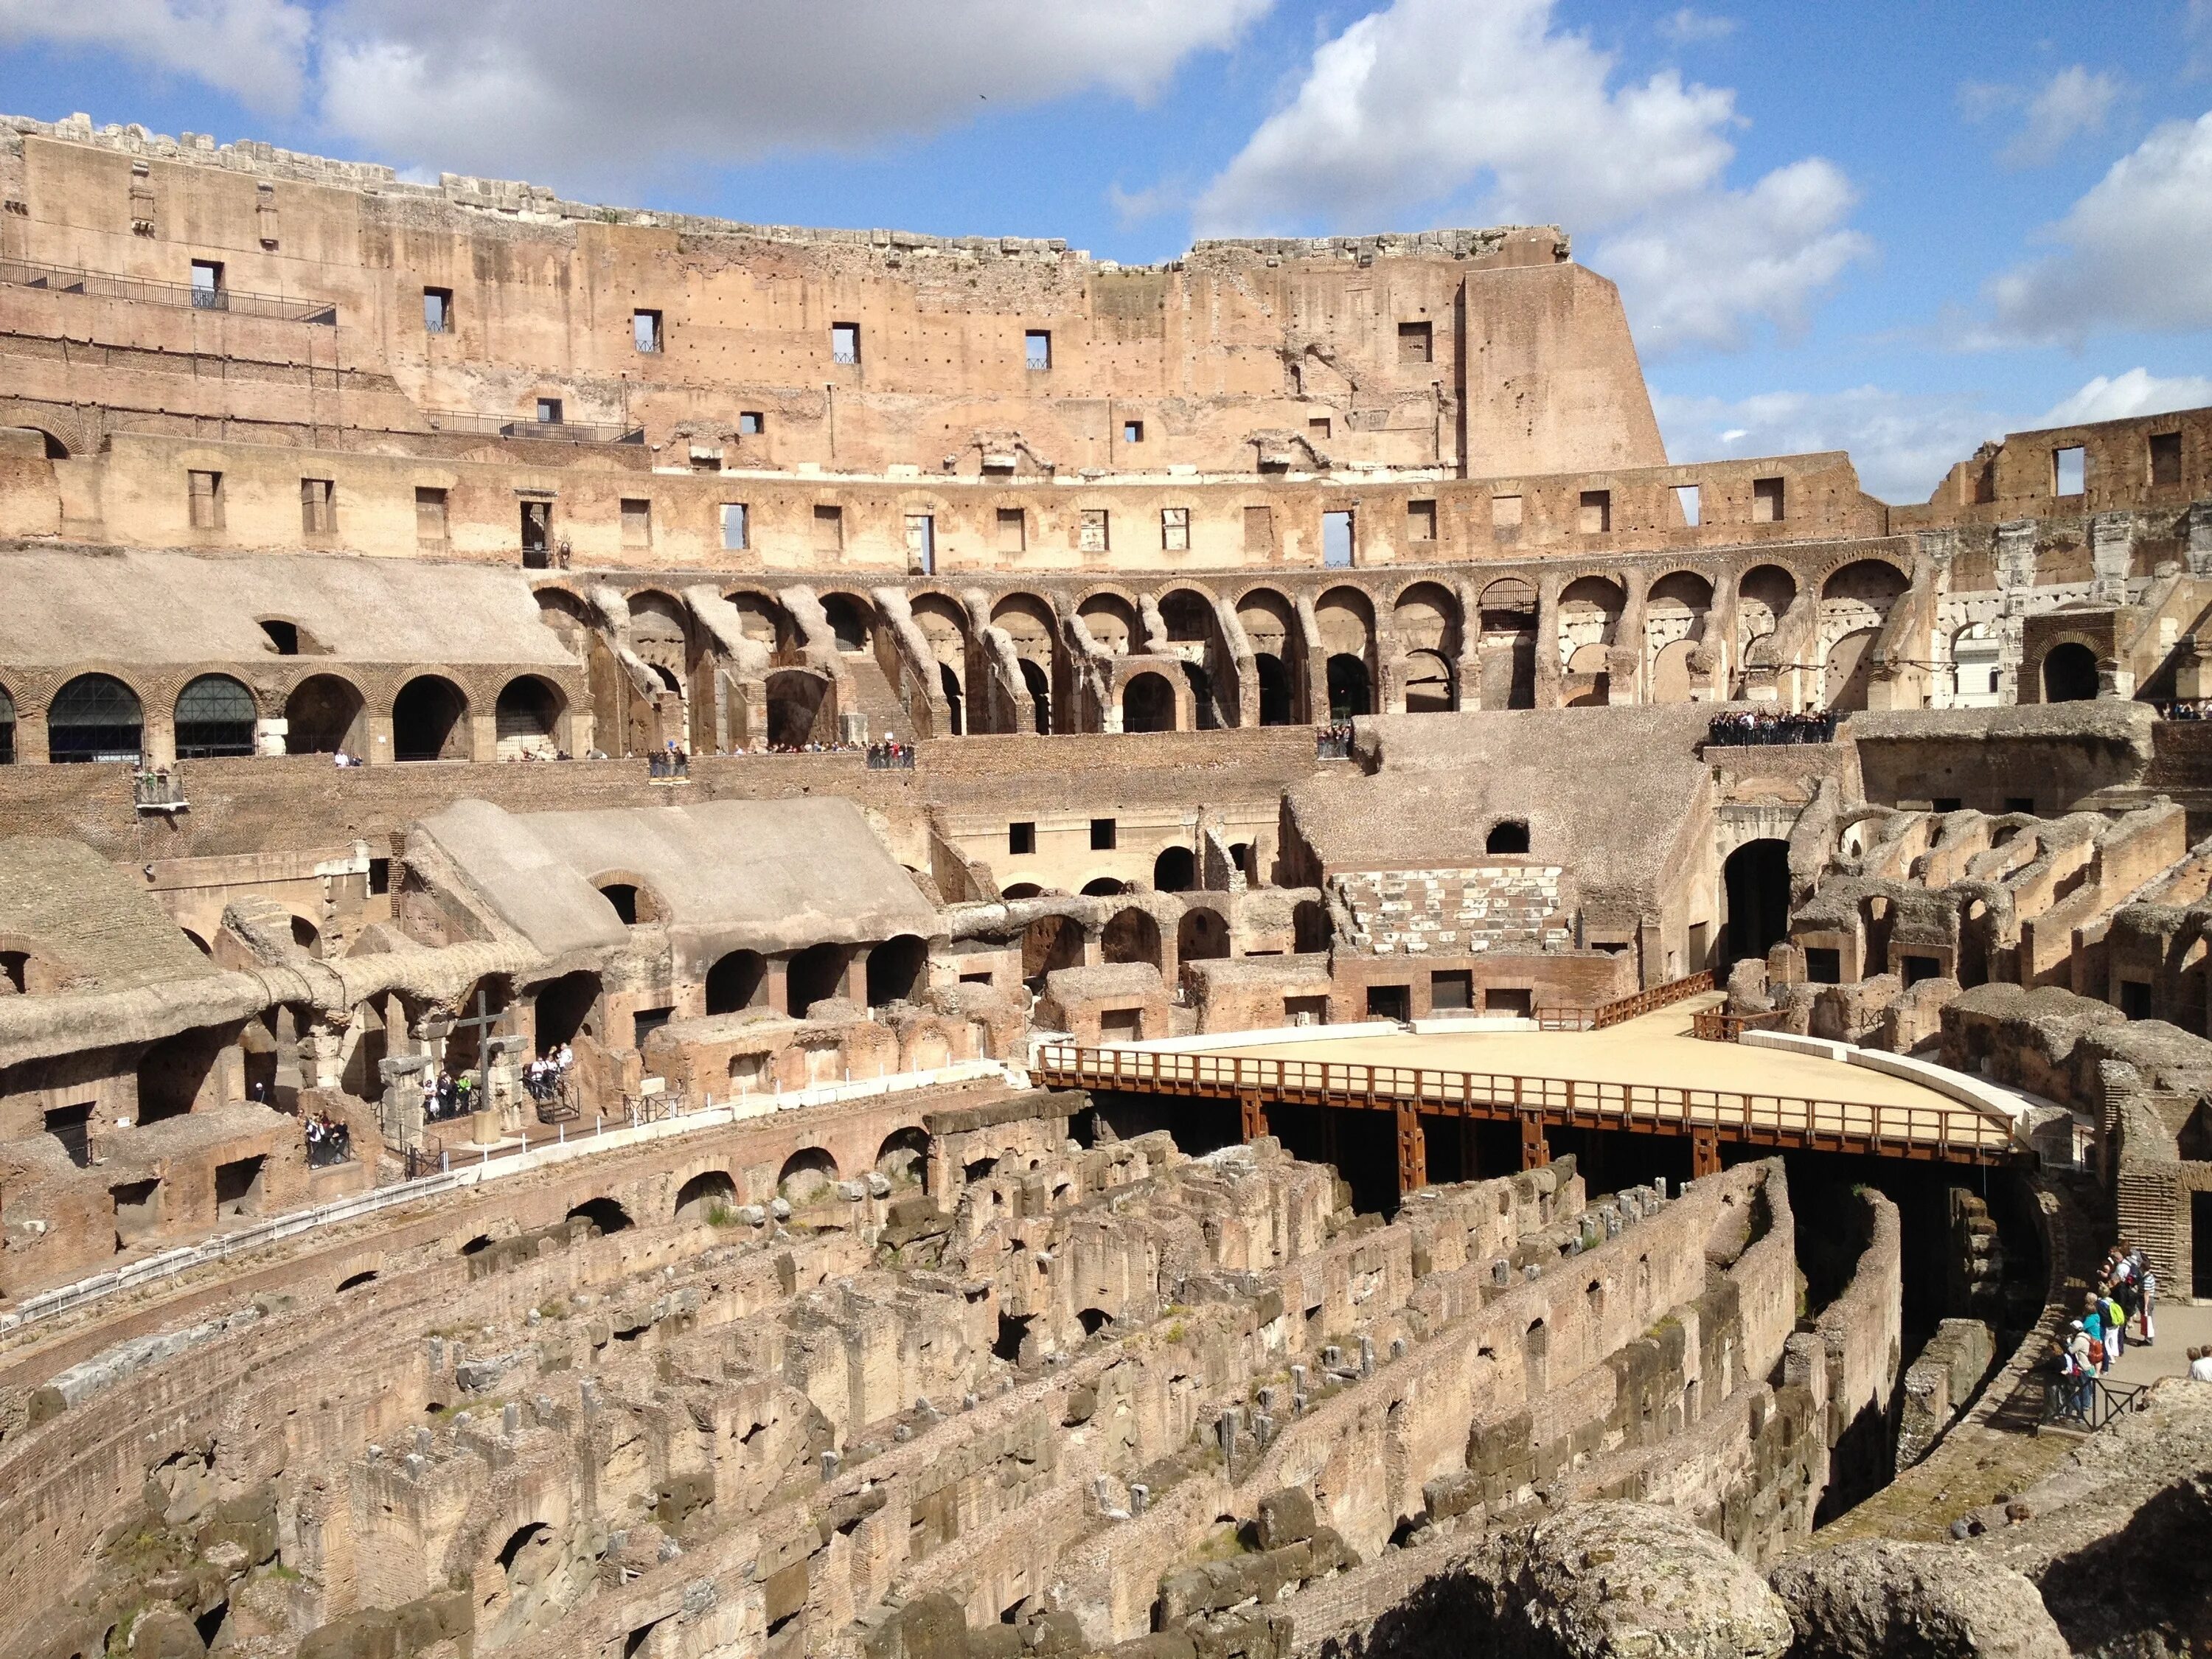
1334, 863, 1573, 956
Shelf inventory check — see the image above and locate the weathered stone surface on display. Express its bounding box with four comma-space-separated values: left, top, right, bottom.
1769, 1541, 2065, 1659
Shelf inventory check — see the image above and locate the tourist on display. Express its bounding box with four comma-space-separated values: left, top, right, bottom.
2137, 1262, 2157, 1347
2101, 1285, 2127, 1363
2189, 1346, 2212, 1382
2067, 1321, 2096, 1411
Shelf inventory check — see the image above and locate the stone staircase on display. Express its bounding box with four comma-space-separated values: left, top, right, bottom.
841, 651, 913, 740
1332, 865, 1572, 956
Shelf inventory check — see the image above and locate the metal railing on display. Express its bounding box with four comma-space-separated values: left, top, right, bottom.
0, 255, 338, 324
1032, 1043, 2016, 1162
866, 745, 917, 770
133, 768, 187, 810
1592, 970, 1714, 1030
1704, 713, 1837, 748
420, 408, 644, 445
2040, 1374, 2149, 1433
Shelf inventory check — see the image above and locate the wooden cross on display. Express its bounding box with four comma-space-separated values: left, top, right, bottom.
448, 984, 504, 1106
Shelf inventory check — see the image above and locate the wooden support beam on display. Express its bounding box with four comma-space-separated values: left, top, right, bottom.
1239, 1089, 1266, 1143
1395, 1103, 1425, 1198
1691, 1128, 1722, 1178
1518, 1114, 1549, 1170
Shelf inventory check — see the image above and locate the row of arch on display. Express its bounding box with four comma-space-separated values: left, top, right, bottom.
0, 669, 571, 762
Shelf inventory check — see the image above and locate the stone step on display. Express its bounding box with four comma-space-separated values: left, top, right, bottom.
841, 650, 912, 741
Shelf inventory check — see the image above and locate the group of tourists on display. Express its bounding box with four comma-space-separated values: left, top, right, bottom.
2051, 1240, 2157, 1415
1705, 709, 1837, 746
2155, 699, 2212, 720
524, 1044, 576, 1105
420, 1068, 477, 1124
865, 737, 915, 768
1316, 723, 1354, 757
302, 1110, 352, 1166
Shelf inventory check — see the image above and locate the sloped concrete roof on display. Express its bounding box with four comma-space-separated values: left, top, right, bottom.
0, 837, 221, 993
0, 547, 576, 666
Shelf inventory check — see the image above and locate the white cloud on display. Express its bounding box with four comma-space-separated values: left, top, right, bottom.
2037, 367, 2212, 426
1192, 0, 1865, 357
0, 0, 311, 111
1959, 66, 2121, 167
1658, 9, 1736, 44
1654, 385, 2004, 505
1986, 111, 2212, 342
313, 0, 1269, 185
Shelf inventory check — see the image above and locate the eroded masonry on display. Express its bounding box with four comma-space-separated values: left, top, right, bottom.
1, 111, 2209, 1659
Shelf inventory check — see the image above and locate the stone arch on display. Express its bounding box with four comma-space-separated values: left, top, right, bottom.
284, 672, 366, 756
1102, 907, 1162, 968
1736, 564, 1797, 675
1315, 586, 1376, 715
877, 1126, 931, 1191
494, 674, 565, 759
1819, 560, 1906, 711
866, 934, 929, 1006
46, 672, 143, 763
1649, 639, 1699, 704
1122, 671, 1176, 733
778, 1147, 839, 1204
1178, 904, 1231, 962
1326, 653, 1371, 720
392, 675, 470, 762
765, 668, 833, 747
786, 942, 850, 1015
566, 1196, 632, 1234
1075, 591, 1137, 655
912, 594, 971, 733
725, 589, 794, 656
1399, 649, 1455, 713
819, 591, 873, 653
532, 585, 594, 647
1949, 620, 2001, 704
173, 673, 258, 758
1645, 571, 1711, 703
1486, 820, 1531, 855
1153, 846, 1196, 892
1393, 580, 1460, 665
675, 1169, 736, 1222
591, 873, 664, 926
1081, 877, 1128, 897
1723, 839, 1791, 966
991, 592, 1057, 663
1019, 658, 1051, 733
534, 970, 601, 1048
1237, 587, 1301, 726
2042, 641, 2099, 703
1558, 576, 1624, 685
1824, 629, 1882, 712
1478, 576, 1539, 710
1023, 914, 1085, 981
705, 950, 767, 1015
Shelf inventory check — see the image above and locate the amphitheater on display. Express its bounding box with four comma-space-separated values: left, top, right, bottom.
1, 111, 2210, 1659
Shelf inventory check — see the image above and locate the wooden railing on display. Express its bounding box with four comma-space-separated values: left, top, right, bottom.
1032, 1043, 2015, 1164
1591, 970, 1715, 1030
1691, 1008, 1788, 1043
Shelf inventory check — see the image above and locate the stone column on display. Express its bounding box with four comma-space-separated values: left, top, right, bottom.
2090, 512, 2135, 606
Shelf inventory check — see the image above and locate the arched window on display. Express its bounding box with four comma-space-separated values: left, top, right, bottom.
1152, 846, 1196, 892
47, 673, 143, 763
2042, 642, 2098, 703
173, 674, 257, 758
1123, 672, 1175, 733
1485, 821, 1530, 855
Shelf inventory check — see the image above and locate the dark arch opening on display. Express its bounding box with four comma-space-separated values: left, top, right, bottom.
1102, 908, 1161, 967
1018, 658, 1051, 734
598, 883, 643, 925
173, 674, 257, 758
47, 672, 142, 764
866, 934, 928, 1006
705, 950, 767, 1015
1180, 661, 1220, 730
1254, 653, 1294, 726
1123, 672, 1175, 733
877, 1126, 931, 1190
1293, 899, 1332, 953
821, 594, 871, 652
778, 1147, 839, 1203
1077, 1307, 1113, 1338
566, 1196, 632, 1235
675, 1169, 737, 1222
1326, 653, 1371, 720
1724, 838, 1792, 967
2042, 642, 2099, 703
1023, 914, 1085, 983
284, 674, 365, 756
534, 970, 600, 1048
1081, 877, 1127, 897
1485, 820, 1530, 855
392, 675, 468, 762
498, 1523, 552, 1573
494, 675, 562, 756
336, 1269, 378, 1292
939, 662, 965, 735
1178, 906, 1230, 961
766, 669, 830, 747
1153, 846, 1196, 893
787, 942, 850, 1016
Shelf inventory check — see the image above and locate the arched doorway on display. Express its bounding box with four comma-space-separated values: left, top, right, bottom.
1401, 649, 1454, 712
766, 670, 830, 747
1327, 654, 1371, 720
47, 673, 142, 763
534, 970, 600, 1048
284, 674, 365, 755
675, 1169, 736, 1222
1019, 659, 1052, 734
777, 1147, 838, 1204
1486, 820, 1530, 855
1178, 906, 1230, 961
1102, 908, 1161, 967
786, 942, 849, 1016
1123, 672, 1175, 733
494, 675, 563, 759
2042, 642, 2098, 703
877, 1127, 931, 1191
866, 934, 928, 1006
1023, 914, 1084, 983
392, 675, 468, 761
173, 674, 257, 758
1255, 653, 1295, 725
1724, 839, 1792, 966
1152, 846, 1196, 892
704, 950, 766, 1015
821, 594, 871, 652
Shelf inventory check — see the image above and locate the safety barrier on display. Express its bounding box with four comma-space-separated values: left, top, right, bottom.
1591, 970, 1715, 1030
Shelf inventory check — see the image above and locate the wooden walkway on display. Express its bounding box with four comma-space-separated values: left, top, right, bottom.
1032, 1041, 2020, 1194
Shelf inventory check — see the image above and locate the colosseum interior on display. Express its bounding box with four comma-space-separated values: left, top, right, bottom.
1, 111, 2210, 1659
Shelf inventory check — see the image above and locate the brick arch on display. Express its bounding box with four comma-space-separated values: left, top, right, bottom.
1815, 550, 1910, 591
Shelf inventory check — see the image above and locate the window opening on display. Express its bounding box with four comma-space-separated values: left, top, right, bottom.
997, 507, 1026, 554
831, 322, 860, 365
188, 470, 223, 530
739, 411, 764, 436
1090, 818, 1116, 851
1752, 476, 1786, 523
1009, 822, 1035, 855
2053, 445, 2085, 495
721, 502, 749, 551
1674, 484, 1700, 526
1161, 507, 1189, 552
415, 486, 449, 546
2150, 432, 2182, 487
621, 498, 652, 548
632, 309, 663, 352
1579, 490, 1612, 534
1079, 508, 1109, 553
300, 477, 335, 535
1323, 509, 1354, 568
1024, 330, 1051, 370
536, 397, 563, 425
1397, 320, 1432, 364
1406, 499, 1436, 542
189, 260, 225, 308
1122, 420, 1144, 444
422, 287, 452, 333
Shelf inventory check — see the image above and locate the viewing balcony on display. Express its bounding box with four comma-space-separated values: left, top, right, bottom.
0, 256, 338, 324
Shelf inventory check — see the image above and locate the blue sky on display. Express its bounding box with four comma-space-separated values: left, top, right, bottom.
2, 0, 2208, 501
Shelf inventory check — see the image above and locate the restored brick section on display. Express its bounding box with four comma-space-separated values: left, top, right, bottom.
1335, 863, 1573, 956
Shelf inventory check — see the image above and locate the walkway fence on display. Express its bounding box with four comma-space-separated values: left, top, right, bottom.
1, 255, 338, 324
2040, 1374, 2149, 1433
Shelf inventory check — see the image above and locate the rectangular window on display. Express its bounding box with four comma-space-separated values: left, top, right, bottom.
187, 469, 223, 530
368, 857, 391, 896
189, 259, 225, 309
1243, 504, 1274, 552
1079, 508, 1109, 553
299, 476, 335, 535
1323, 509, 1354, 568
414, 485, 449, 546
1122, 420, 1144, 445
621, 497, 652, 548
2053, 445, 2085, 495
1492, 493, 1523, 529
1673, 484, 1701, 526
1009, 821, 1036, 855
536, 397, 563, 425
632, 308, 663, 352
520, 499, 552, 563
739, 411, 764, 436
721, 502, 749, 551
422, 286, 453, 333
1579, 489, 1612, 534
1429, 969, 1472, 1012
1397, 320, 1432, 364
996, 507, 1026, 554
1902, 955, 1942, 988
1024, 330, 1051, 371
2150, 431, 2183, 487
907, 513, 936, 575
1090, 817, 1116, 851
2119, 979, 2152, 1019
1366, 984, 1411, 1021
831, 322, 860, 365
813, 504, 844, 552
1161, 507, 1190, 552
1752, 476, 1786, 523
1309, 416, 1332, 440
1406, 498, 1436, 542
1805, 947, 1841, 984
